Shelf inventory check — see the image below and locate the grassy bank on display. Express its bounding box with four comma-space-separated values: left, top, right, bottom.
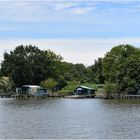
59, 82, 102, 95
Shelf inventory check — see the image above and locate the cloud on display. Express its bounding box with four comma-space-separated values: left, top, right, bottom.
69, 7, 93, 15
0, 1, 97, 22
52, 2, 76, 11
52, 2, 94, 15
0, 1, 139, 24
0, 38, 140, 66
0, 1, 45, 21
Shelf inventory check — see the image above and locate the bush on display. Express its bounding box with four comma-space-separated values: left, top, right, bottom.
60, 81, 80, 95
104, 82, 117, 98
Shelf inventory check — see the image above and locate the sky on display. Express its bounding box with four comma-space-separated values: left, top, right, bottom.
1, 0, 140, 65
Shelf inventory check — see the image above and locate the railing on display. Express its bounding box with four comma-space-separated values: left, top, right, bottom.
17, 91, 29, 95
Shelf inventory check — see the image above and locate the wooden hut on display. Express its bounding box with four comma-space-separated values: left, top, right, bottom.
16, 85, 48, 97
74, 86, 95, 95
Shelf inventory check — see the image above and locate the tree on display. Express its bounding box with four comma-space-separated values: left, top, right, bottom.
102, 44, 140, 83
117, 54, 140, 94
104, 81, 117, 98
58, 62, 89, 83
89, 58, 105, 84
0, 77, 14, 94
0, 45, 62, 87
59, 62, 77, 82
102, 44, 140, 94
40, 78, 58, 95
74, 63, 89, 83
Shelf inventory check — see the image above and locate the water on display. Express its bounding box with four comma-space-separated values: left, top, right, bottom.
0, 98, 140, 139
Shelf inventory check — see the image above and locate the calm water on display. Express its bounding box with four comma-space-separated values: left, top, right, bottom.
0, 98, 140, 139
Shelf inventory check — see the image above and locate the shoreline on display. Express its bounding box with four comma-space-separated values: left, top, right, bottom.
1, 93, 140, 100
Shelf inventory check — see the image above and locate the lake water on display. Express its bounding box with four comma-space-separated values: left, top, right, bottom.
0, 98, 140, 139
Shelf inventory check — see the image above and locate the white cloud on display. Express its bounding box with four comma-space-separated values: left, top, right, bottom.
69, 7, 93, 15
0, 1, 139, 24
52, 2, 93, 15
0, 38, 140, 66
0, 1, 45, 21
52, 2, 76, 11
0, 1, 97, 22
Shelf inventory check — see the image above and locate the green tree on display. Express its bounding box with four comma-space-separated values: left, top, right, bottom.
0, 45, 62, 87
89, 58, 105, 84
40, 78, 58, 95
58, 62, 89, 83
0, 77, 14, 94
117, 54, 140, 94
102, 44, 139, 83
102, 44, 140, 94
104, 81, 117, 98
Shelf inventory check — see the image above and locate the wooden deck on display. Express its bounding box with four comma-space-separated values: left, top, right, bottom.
65, 94, 95, 99
12, 94, 48, 99
95, 93, 107, 99
122, 95, 140, 99
48, 94, 65, 98
0, 94, 12, 98
2, 92, 140, 100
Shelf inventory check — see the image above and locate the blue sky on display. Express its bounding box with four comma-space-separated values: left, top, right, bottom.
1, 1, 140, 65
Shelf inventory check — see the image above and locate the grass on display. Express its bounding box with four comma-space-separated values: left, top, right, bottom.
59, 81, 101, 95
59, 81, 80, 95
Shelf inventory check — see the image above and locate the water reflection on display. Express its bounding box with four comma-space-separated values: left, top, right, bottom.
0, 98, 140, 139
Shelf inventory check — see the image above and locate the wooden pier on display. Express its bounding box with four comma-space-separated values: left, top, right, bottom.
48, 94, 65, 98
12, 94, 48, 99
2, 92, 140, 100
65, 94, 95, 99
0, 94, 12, 98
95, 93, 107, 99
121, 95, 140, 99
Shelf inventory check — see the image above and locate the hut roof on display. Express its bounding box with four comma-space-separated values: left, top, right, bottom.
22, 85, 41, 88
76, 86, 95, 90
76, 88, 83, 91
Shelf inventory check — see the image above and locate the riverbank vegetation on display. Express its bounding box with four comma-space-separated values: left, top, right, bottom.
0, 77, 14, 96
0, 44, 140, 96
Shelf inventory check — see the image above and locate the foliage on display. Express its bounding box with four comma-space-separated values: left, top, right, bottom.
58, 62, 90, 83
60, 81, 80, 95
56, 79, 67, 91
0, 77, 14, 94
40, 78, 58, 94
117, 54, 140, 94
104, 82, 117, 98
102, 44, 140, 94
0, 45, 62, 87
60, 81, 97, 95
102, 44, 139, 83
1, 43, 140, 95
88, 58, 105, 84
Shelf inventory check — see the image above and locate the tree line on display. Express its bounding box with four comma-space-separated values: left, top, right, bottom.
0, 44, 140, 95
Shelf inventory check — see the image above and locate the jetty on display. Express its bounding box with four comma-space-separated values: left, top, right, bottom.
120, 94, 140, 99
0, 94, 12, 98
95, 93, 107, 99
48, 94, 65, 98
12, 93, 48, 99
65, 94, 95, 99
